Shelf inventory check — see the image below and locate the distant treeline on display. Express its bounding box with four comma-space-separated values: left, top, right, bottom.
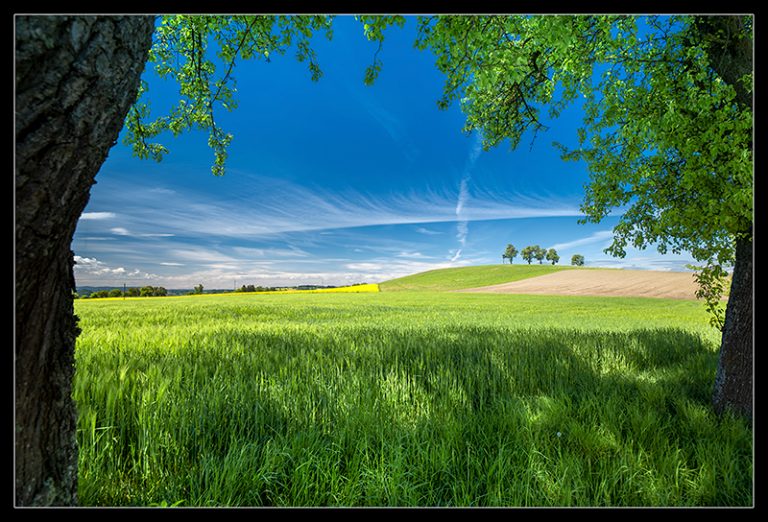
236, 283, 368, 292
76, 282, 371, 299
236, 285, 277, 293
76, 286, 168, 299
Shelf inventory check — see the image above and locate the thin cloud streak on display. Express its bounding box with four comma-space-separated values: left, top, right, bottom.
547, 230, 615, 252
454, 177, 470, 255
79, 175, 584, 242
451, 132, 483, 261
588, 256, 696, 272
80, 212, 116, 220
455, 176, 470, 217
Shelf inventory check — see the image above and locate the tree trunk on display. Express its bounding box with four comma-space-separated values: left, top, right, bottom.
15, 15, 154, 506
691, 16, 753, 422
712, 236, 753, 422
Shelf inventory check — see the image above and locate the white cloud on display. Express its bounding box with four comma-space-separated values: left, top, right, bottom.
82, 175, 583, 243
456, 220, 468, 247
232, 246, 309, 258
74, 256, 101, 266
344, 262, 386, 271
73, 164, 591, 289
396, 251, 431, 259
147, 187, 177, 195
171, 247, 239, 264
74, 255, 155, 282
455, 176, 470, 216
547, 230, 615, 252
452, 134, 479, 261
80, 212, 116, 220
109, 227, 173, 238
587, 254, 697, 272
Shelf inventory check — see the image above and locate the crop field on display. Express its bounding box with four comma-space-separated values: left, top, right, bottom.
73, 277, 753, 507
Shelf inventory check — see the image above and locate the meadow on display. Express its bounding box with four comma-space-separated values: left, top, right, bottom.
73, 278, 753, 507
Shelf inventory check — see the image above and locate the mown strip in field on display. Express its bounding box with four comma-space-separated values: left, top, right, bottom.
73, 292, 751, 507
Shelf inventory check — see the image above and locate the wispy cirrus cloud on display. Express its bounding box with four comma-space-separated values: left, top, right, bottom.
232, 246, 310, 258
109, 226, 174, 238
547, 230, 615, 252
415, 226, 441, 235
395, 251, 433, 259
78, 174, 583, 243
73, 168, 585, 288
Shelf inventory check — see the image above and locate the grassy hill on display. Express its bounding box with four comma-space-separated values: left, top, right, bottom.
379, 264, 574, 292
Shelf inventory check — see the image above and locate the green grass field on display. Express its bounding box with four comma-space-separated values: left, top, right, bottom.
73, 280, 753, 507
379, 264, 575, 292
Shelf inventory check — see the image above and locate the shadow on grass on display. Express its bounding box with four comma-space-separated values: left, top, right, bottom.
78, 325, 751, 506
190, 324, 721, 428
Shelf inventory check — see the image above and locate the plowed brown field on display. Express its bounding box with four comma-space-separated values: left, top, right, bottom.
457, 269, 703, 300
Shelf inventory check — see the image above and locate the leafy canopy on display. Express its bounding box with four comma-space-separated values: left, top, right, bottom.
546, 248, 560, 265
520, 245, 540, 265
407, 15, 752, 270
503, 244, 518, 263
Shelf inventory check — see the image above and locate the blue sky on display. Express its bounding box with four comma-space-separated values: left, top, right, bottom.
72, 15, 697, 289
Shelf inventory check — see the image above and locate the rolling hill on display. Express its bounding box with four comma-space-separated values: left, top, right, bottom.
378, 264, 573, 292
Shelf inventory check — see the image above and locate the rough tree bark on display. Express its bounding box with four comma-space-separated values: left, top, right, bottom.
15, 15, 154, 505
713, 236, 753, 421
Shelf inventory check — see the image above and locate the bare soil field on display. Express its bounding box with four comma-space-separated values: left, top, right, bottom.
458, 268, 703, 300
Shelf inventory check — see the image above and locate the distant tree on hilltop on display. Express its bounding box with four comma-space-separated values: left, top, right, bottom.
502, 244, 518, 264
546, 248, 560, 265
571, 254, 585, 266
520, 245, 535, 264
